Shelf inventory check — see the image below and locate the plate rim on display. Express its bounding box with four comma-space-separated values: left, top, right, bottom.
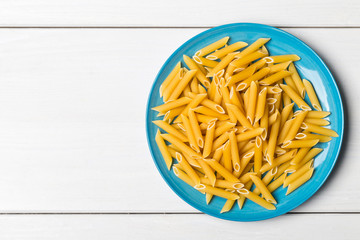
145, 22, 344, 221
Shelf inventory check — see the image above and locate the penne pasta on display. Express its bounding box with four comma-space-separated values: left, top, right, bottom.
236, 128, 264, 142
203, 120, 216, 157
283, 110, 308, 143
183, 55, 211, 88
229, 131, 241, 173
238, 189, 276, 210
203, 158, 240, 183
176, 152, 201, 185
195, 184, 240, 200
284, 160, 314, 187
286, 168, 314, 195
264, 54, 300, 64
266, 111, 281, 165
304, 118, 330, 126
282, 139, 319, 148
249, 175, 277, 204
302, 123, 339, 137
306, 111, 330, 118
152, 97, 191, 113
153, 120, 188, 142
188, 109, 205, 148
195, 37, 229, 57
246, 81, 258, 124
254, 136, 263, 174
155, 130, 173, 169
160, 62, 181, 97
268, 61, 292, 74
280, 84, 311, 110
289, 63, 306, 98
260, 149, 297, 173
259, 70, 291, 86
206, 41, 248, 60
303, 79, 322, 111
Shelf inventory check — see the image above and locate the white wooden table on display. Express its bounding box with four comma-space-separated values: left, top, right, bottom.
0, 1, 359, 239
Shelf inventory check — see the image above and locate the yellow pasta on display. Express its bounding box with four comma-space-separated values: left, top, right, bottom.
152, 97, 191, 113
226, 103, 253, 128
207, 52, 238, 78
222, 140, 232, 172
289, 63, 306, 98
259, 70, 291, 86
306, 111, 330, 118
280, 102, 294, 127
214, 122, 236, 138
280, 84, 311, 110
203, 158, 240, 183
162, 68, 184, 101
290, 147, 311, 165
236, 128, 264, 142
211, 131, 230, 152
254, 87, 268, 123
203, 120, 216, 157
238, 189, 276, 210
302, 122, 339, 137
254, 136, 263, 174
152, 37, 338, 213
266, 111, 281, 165
264, 54, 300, 64
236, 67, 270, 91
303, 79, 322, 111
226, 64, 257, 86
283, 110, 308, 143
195, 184, 240, 200
284, 160, 314, 187
183, 55, 211, 88
249, 175, 277, 204
180, 114, 200, 153
278, 119, 295, 144
286, 168, 314, 195
229, 131, 241, 173
193, 106, 229, 120
236, 38, 270, 59
155, 130, 173, 169
173, 167, 195, 186
246, 81, 258, 125
160, 62, 181, 97
153, 120, 188, 142
188, 109, 204, 148
206, 41, 248, 60
176, 152, 200, 185
268, 61, 292, 74
195, 37, 229, 57
260, 149, 297, 173
231, 50, 268, 70
168, 70, 197, 101
282, 139, 319, 148
161, 134, 200, 159
304, 118, 329, 126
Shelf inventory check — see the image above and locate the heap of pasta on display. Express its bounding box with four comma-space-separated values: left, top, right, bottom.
152, 37, 338, 212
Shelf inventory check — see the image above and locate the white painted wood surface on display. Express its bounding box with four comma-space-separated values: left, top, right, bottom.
0, 28, 358, 212
0, 214, 357, 240
0, 0, 359, 27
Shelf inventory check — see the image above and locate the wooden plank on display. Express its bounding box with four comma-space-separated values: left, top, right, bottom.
0, 28, 357, 212
0, 214, 358, 239
0, 0, 359, 27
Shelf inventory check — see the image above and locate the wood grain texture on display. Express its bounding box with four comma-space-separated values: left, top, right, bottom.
0, 214, 358, 239
0, 0, 359, 27
0, 28, 357, 212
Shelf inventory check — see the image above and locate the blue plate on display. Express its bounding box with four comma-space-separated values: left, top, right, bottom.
146, 23, 344, 221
